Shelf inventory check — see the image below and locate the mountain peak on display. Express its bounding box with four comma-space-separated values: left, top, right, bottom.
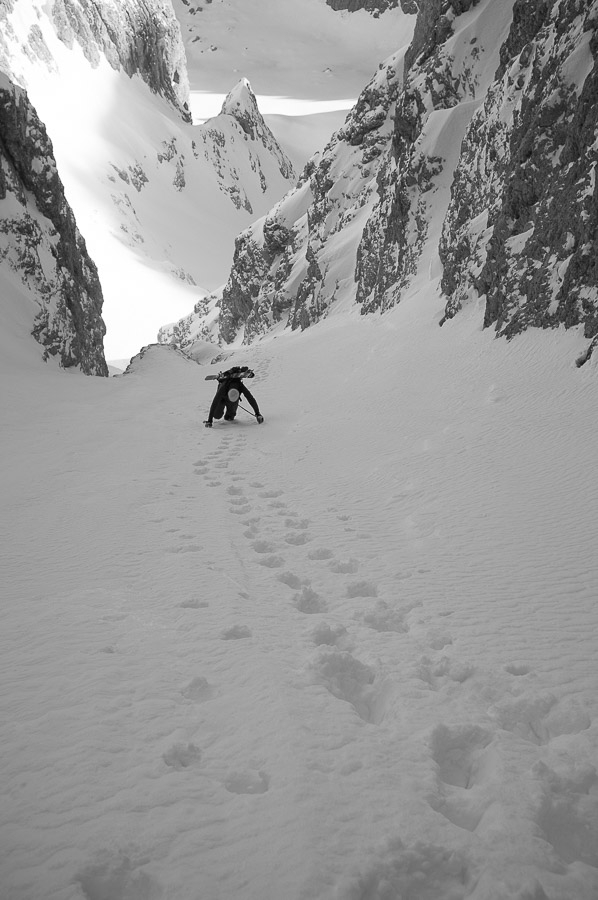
215, 78, 295, 183
220, 78, 263, 139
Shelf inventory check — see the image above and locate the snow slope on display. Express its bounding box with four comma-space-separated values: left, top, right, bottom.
175, 0, 413, 99
2, 294, 598, 899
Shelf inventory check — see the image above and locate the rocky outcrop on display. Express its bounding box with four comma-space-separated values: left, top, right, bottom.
215, 45, 409, 343
164, 0, 598, 364
211, 0, 511, 344
440, 0, 598, 362
199, 79, 296, 214
220, 80, 294, 184
325, 0, 415, 14
0, 74, 108, 374
0, 0, 191, 121
355, 0, 499, 314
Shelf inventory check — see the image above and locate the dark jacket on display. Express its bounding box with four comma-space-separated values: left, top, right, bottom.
207, 377, 260, 423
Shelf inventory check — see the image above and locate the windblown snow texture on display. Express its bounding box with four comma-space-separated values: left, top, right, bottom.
2, 315, 598, 900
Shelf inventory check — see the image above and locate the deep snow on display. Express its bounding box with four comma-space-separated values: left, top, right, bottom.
2, 286, 598, 899
2, 2, 598, 897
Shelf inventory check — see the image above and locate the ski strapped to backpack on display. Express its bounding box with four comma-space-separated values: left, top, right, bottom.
205, 365, 255, 382
203, 365, 263, 427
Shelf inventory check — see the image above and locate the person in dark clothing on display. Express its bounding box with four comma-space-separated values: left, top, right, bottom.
204, 368, 263, 427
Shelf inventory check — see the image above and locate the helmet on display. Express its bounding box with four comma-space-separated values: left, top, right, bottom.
227, 388, 240, 402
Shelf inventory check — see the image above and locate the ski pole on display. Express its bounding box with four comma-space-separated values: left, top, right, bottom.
239, 403, 264, 423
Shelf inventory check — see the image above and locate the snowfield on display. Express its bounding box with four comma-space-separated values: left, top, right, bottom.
2, 289, 598, 899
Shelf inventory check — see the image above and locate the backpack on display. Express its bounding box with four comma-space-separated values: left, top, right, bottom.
217, 365, 254, 382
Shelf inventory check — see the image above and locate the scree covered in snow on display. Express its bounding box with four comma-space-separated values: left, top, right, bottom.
1, 285, 598, 898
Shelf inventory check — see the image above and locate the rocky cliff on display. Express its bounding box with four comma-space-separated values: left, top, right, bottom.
200, 79, 295, 215
325, 0, 416, 14
216, 43, 411, 344
184, 0, 597, 365
0, 73, 108, 375
0, 0, 191, 121
439, 0, 598, 365
1, 0, 297, 361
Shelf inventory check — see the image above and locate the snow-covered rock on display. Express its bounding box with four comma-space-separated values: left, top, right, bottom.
440, 0, 598, 366
0, 0, 191, 120
325, 0, 414, 14
199, 78, 295, 215
177, 0, 597, 365
217, 43, 413, 344
0, 0, 297, 360
0, 73, 107, 375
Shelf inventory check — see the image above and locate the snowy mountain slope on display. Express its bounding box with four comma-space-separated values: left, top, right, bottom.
166, 0, 598, 365
162, 0, 506, 350
354, 0, 517, 314
1, 297, 597, 899
0, 0, 191, 120
174, 0, 416, 100
0, 73, 108, 375
162, 38, 416, 350
0, 0, 297, 361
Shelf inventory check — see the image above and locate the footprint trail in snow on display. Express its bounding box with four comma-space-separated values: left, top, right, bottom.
2, 327, 597, 900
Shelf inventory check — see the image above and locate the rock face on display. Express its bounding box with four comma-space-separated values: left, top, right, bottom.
0, 74, 108, 375
325, 0, 414, 14
216, 44, 411, 344
440, 0, 598, 364
1, 2, 297, 362
0, 0, 191, 121
201, 79, 295, 214
354, 0, 501, 314
184, 0, 597, 364
221, 80, 294, 181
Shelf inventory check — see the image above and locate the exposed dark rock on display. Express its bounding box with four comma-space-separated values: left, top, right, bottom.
49, 0, 191, 121
405, 0, 480, 73
219, 230, 271, 343
194, 0, 598, 364
325, 0, 410, 14
440, 0, 598, 361
356, 0, 484, 314
217, 51, 404, 342
289, 243, 325, 331
219, 79, 295, 182
0, 74, 107, 374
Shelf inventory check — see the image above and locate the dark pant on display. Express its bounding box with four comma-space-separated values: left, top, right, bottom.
212, 397, 239, 420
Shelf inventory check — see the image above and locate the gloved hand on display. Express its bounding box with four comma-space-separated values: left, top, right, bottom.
256, 415, 264, 424
204, 420, 212, 428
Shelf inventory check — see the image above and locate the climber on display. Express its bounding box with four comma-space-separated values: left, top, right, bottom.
204, 366, 264, 427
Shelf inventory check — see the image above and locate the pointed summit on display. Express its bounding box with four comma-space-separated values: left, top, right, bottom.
219, 78, 295, 180
220, 78, 263, 140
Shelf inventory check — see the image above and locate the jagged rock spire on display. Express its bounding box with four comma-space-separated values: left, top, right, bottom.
220, 78, 295, 180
